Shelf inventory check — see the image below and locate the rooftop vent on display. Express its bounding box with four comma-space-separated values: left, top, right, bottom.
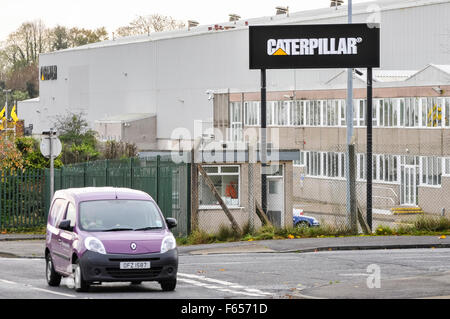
330, 0, 344, 8
188, 20, 199, 30
229, 14, 241, 22
276, 6, 289, 15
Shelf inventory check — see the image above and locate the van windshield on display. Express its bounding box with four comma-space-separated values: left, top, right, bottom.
79, 200, 164, 232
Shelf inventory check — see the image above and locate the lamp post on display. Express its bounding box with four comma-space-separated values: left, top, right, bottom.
2, 89, 11, 122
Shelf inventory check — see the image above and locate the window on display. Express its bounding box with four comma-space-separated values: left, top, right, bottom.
313, 101, 320, 126
277, 101, 290, 125
230, 102, 243, 141
304, 151, 343, 178
444, 158, 450, 176
372, 155, 377, 180
357, 153, 366, 180
290, 101, 304, 126
236, 96, 450, 129
306, 151, 321, 176
322, 100, 339, 126
373, 154, 398, 183
244, 101, 260, 126
267, 101, 289, 126
199, 165, 240, 207
324, 152, 340, 178
422, 98, 442, 128
445, 98, 450, 127
294, 151, 305, 166
377, 99, 396, 127
340, 100, 346, 126
66, 203, 77, 227
421, 156, 442, 186
305, 101, 311, 125
79, 200, 164, 231
358, 100, 366, 127
48, 199, 67, 227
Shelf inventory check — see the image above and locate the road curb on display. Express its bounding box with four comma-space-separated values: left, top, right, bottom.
0, 235, 45, 242
283, 243, 450, 254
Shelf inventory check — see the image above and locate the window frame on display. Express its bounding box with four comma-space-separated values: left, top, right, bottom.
199, 165, 241, 209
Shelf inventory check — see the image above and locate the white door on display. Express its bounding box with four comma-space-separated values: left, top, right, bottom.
401, 165, 417, 206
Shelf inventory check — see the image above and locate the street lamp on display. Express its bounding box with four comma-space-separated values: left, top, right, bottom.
2, 89, 11, 122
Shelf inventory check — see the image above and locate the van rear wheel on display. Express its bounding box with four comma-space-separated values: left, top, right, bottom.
45, 254, 61, 287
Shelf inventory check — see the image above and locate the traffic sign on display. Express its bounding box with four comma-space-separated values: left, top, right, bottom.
40, 136, 62, 158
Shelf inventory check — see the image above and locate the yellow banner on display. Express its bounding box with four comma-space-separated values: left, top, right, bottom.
11, 105, 18, 123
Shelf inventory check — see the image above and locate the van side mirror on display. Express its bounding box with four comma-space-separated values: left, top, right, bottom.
166, 218, 177, 229
58, 219, 73, 232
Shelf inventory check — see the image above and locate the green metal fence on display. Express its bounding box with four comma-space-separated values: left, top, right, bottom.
0, 169, 47, 230
1, 156, 191, 236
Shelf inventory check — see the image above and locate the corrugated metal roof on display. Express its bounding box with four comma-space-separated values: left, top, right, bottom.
432, 64, 450, 75
41, 0, 450, 55
95, 113, 156, 123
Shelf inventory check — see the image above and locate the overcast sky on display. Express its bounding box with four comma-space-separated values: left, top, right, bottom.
0, 0, 373, 41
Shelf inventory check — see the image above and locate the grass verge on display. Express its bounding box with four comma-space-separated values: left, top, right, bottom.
177, 216, 450, 246
0, 226, 46, 235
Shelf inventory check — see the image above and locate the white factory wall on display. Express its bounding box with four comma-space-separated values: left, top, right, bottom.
25, 0, 450, 139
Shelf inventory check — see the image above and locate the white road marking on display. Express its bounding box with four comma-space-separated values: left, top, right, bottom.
178, 272, 273, 297
177, 278, 264, 297
29, 287, 76, 298
0, 278, 76, 298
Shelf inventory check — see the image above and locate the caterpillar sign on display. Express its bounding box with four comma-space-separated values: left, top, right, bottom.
250, 23, 380, 232
249, 24, 380, 69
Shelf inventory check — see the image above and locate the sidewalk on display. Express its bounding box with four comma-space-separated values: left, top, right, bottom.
0, 234, 449, 258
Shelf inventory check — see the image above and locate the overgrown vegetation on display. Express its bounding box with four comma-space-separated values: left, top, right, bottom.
375, 216, 450, 236
177, 216, 450, 246
0, 135, 63, 170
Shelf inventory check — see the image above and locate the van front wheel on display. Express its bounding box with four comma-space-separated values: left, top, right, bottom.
74, 261, 90, 292
160, 278, 176, 291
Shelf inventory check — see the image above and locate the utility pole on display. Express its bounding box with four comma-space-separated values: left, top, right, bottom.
49, 128, 55, 199
346, 0, 357, 233
41, 128, 61, 201
261, 69, 267, 215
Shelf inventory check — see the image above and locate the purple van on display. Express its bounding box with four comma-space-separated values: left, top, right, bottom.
45, 187, 178, 292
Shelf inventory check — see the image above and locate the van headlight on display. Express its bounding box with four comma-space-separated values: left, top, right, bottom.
160, 234, 176, 253
84, 237, 106, 254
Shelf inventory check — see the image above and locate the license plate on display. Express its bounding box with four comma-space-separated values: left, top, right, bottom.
119, 261, 151, 269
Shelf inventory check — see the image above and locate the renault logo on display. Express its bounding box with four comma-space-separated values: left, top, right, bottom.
130, 242, 137, 250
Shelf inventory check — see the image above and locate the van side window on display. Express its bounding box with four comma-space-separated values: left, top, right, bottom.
66, 203, 77, 228
49, 199, 67, 227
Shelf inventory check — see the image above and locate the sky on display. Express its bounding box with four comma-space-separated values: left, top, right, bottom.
0, 0, 373, 41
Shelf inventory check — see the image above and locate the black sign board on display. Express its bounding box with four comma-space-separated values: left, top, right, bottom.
249, 24, 380, 69
40, 65, 58, 81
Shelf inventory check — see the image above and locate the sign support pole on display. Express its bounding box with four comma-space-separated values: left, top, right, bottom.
49, 128, 55, 201
346, 0, 357, 233
366, 68, 373, 231
261, 69, 267, 214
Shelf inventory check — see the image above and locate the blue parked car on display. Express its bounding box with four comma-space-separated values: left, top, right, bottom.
293, 209, 320, 228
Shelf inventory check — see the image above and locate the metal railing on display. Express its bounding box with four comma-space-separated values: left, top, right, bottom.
1, 156, 191, 236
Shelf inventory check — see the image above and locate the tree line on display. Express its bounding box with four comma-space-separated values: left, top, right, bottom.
1, 111, 138, 170
0, 14, 186, 106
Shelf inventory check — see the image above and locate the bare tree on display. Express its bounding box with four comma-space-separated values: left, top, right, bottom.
3, 20, 49, 67
115, 14, 185, 37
